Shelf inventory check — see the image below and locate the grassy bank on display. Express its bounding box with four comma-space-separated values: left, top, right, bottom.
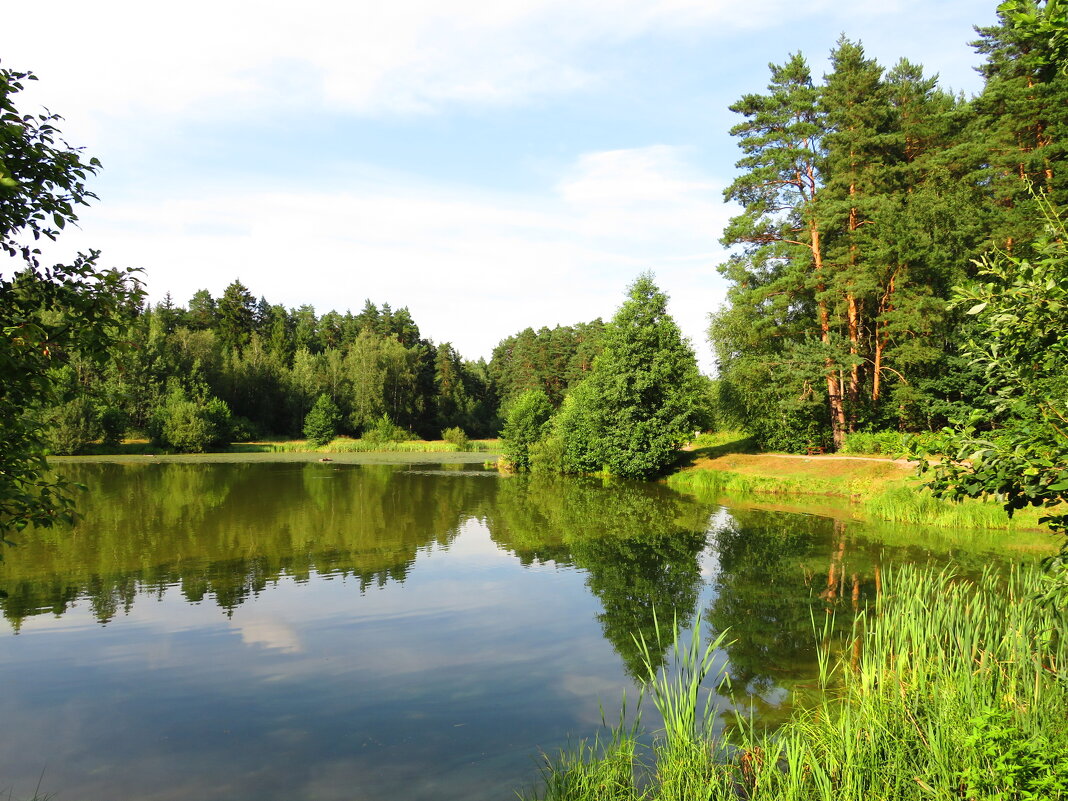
669, 434, 1060, 532
231, 436, 500, 454
67, 437, 501, 457
526, 564, 1068, 801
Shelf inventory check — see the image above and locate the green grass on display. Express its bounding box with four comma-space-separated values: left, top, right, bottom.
669, 466, 834, 498
681, 431, 759, 461
864, 483, 1048, 529
73, 437, 502, 456
75, 440, 158, 456
667, 466, 1058, 532
524, 564, 1068, 801
230, 438, 465, 453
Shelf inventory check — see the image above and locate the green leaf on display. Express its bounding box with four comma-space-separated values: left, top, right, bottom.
967, 302, 988, 315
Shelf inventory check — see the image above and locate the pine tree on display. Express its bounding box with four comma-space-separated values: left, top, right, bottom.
186, 289, 217, 330
819, 38, 894, 424
972, 1, 1068, 252
719, 52, 850, 448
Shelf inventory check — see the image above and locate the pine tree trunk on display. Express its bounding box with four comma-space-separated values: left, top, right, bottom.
812, 223, 847, 450
847, 292, 860, 426
872, 270, 897, 405
846, 191, 860, 430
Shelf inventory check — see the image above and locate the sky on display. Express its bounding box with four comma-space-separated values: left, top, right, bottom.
6, 0, 997, 371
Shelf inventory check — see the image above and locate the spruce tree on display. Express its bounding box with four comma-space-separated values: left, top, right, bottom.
217, 280, 256, 353
303, 393, 341, 447
557, 274, 705, 479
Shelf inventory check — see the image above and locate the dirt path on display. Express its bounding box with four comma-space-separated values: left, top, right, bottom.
766, 453, 918, 467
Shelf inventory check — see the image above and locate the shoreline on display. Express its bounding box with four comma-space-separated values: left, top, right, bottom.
665, 445, 1063, 537
47, 450, 499, 466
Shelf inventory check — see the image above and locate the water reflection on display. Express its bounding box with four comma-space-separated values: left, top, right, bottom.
0, 462, 1039, 801
488, 475, 709, 679
0, 462, 490, 626
1, 465, 719, 682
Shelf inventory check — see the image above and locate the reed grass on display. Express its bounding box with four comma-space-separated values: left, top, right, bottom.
524, 564, 1068, 801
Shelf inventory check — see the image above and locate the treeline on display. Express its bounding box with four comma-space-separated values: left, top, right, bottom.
38, 278, 608, 453
490, 320, 604, 408
499, 276, 710, 479
713, 9, 1066, 452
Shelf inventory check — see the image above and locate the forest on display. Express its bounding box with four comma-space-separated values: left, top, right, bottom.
16, 5, 1063, 464
30, 280, 609, 454
3, 1, 1065, 516
711, 19, 1066, 454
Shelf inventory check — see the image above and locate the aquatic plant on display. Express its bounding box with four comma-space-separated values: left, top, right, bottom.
524, 564, 1068, 800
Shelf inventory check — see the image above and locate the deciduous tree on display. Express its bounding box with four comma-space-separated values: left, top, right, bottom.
1, 64, 142, 532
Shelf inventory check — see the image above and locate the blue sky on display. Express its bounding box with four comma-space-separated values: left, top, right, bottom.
7, 0, 996, 370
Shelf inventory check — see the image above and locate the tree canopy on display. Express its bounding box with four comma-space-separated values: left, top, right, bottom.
550, 274, 707, 479
918, 203, 1068, 539
712, 16, 1067, 454
1, 64, 143, 532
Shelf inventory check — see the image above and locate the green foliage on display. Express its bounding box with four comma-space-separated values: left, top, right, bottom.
958, 707, 1068, 800
97, 405, 126, 447
441, 426, 470, 450
216, 279, 255, 353
43, 396, 100, 455
228, 414, 260, 443
303, 393, 341, 447
1, 64, 144, 532
998, 0, 1068, 76
362, 413, 409, 444
153, 387, 233, 453
32, 275, 498, 450
490, 320, 604, 408
0, 65, 99, 260
501, 389, 553, 470
711, 24, 1061, 451
918, 207, 1068, 537
554, 275, 707, 479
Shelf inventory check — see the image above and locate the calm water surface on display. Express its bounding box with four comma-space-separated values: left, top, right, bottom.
0, 461, 1042, 800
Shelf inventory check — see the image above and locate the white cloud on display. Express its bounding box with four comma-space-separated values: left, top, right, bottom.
41, 145, 731, 369
231, 612, 304, 653
4, 0, 972, 132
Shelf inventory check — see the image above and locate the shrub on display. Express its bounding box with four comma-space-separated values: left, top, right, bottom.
97, 405, 126, 447
842, 429, 958, 457
229, 415, 261, 443
362, 414, 409, 444
441, 426, 470, 450
153, 387, 233, 453
501, 389, 554, 471
44, 396, 100, 455
303, 394, 341, 447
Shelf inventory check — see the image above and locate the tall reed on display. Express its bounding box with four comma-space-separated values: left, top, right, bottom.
523, 564, 1068, 800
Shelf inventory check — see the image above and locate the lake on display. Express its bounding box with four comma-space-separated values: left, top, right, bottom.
0, 459, 1045, 800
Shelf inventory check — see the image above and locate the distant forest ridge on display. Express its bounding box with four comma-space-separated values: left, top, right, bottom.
38, 276, 609, 452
